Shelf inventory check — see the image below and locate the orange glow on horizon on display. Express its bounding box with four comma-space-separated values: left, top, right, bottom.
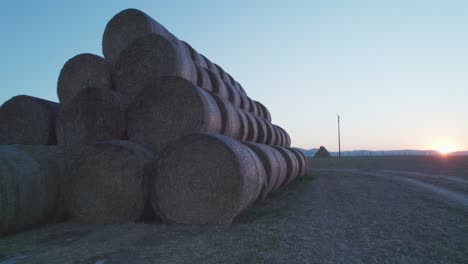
431, 142, 457, 155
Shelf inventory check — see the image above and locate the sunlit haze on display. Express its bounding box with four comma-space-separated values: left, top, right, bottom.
1, 0, 467, 151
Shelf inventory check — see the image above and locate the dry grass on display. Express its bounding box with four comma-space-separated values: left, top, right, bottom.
1, 158, 467, 263
309, 155, 468, 178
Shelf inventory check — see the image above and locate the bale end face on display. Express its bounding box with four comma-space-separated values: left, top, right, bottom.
0, 95, 59, 145
57, 53, 112, 105
102, 8, 176, 61
112, 34, 196, 99
56, 87, 128, 156
273, 146, 299, 185
127, 76, 222, 153
153, 133, 266, 224
68, 140, 156, 224
0, 145, 65, 236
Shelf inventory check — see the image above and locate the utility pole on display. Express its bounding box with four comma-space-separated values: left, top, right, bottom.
337, 114, 341, 158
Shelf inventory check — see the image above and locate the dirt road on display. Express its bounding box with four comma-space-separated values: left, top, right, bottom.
1, 168, 467, 263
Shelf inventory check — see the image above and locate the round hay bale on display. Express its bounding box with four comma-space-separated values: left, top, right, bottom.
181, 41, 208, 68
0, 145, 64, 236
204, 56, 221, 77
112, 34, 196, 99
56, 87, 128, 158
247, 97, 259, 116
243, 111, 259, 142
277, 126, 291, 147
236, 108, 249, 141
214, 64, 231, 84
275, 125, 291, 147
211, 95, 242, 139
264, 122, 277, 146
268, 147, 288, 191
234, 81, 247, 95
153, 133, 266, 224
253, 115, 267, 144
0, 95, 59, 145
223, 80, 241, 108
68, 140, 156, 224
254, 101, 272, 122
242, 142, 284, 199
239, 92, 251, 111
253, 102, 265, 119
314, 146, 332, 158
273, 146, 299, 185
226, 73, 238, 88
102, 8, 178, 61
57, 53, 112, 105
127, 76, 222, 153
204, 68, 229, 100
273, 125, 284, 146
290, 148, 308, 178
194, 64, 213, 93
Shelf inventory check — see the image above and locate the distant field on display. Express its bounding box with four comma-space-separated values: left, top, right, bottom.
308, 155, 468, 178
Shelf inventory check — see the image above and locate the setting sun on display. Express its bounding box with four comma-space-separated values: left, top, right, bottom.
432, 143, 457, 155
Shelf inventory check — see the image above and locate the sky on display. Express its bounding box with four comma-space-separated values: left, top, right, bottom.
0, 0, 467, 151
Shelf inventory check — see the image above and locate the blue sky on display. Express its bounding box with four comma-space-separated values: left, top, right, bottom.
1, 0, 467, 151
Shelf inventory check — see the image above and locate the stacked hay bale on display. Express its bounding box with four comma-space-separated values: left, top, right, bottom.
0, 8, 309, 233
0, 95, 59, 145
0, 145, 65, 236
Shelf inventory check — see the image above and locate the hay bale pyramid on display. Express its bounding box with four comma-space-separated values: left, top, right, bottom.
0, 8, 308, 235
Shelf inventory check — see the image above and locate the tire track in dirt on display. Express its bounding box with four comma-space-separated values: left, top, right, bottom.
315, 168, 468, 210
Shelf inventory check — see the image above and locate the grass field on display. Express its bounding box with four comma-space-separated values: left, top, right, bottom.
1, 156, 467, 264
309, 155, 468, 178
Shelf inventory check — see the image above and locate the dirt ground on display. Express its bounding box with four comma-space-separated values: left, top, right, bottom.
1, 156, 467, 264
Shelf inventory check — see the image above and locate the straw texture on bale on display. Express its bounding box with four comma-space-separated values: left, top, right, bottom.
275, 125, 291, 147
214, 64, 231, 84
253, 115, 268, 144
254, 101, 272, 122
211, 95, 242, 139
102, 8, 178, 61
264, 122, 277, 146
239, 92, 251, 111
195, 64, 213, 93
127, 76, 222, 153
0, 145, 64, 236
273, 125, 284, 146
268, 147, 288, 190
112, 34, 196, 98
236, 108, 249, 141
205, 57, 221, 77
204, 68, 229, 100
276, 126, 290, 147
104, 8, 248, 104
243, 111, 259, 142
57, 53, 112, 105
273, 146, 299, 185
56, 87, 128, 158
152, 133, 266, 224
247, 97, 258, 116
182, 41, 208, 68
0, 95, 59, 145
243, 142, 284, 199
290, 148, 308, 178
223, 81, 241, 108
279, 127, 292, 147
68, 141, 156, 224
234, 82, 247, 95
